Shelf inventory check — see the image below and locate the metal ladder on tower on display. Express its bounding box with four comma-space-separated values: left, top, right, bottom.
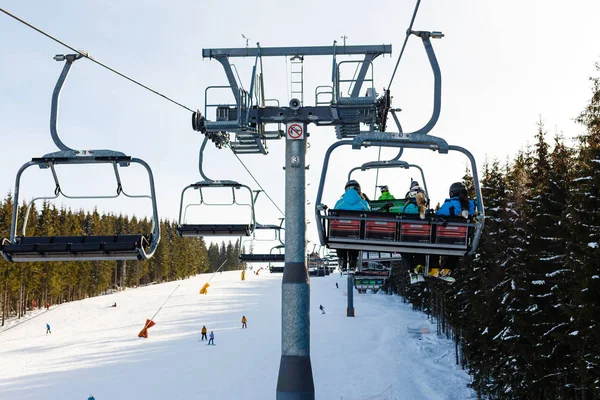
290, 55, 304, 105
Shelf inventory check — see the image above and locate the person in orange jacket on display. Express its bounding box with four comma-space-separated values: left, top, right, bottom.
241, 315, 247, 328
201, 325, 208, 341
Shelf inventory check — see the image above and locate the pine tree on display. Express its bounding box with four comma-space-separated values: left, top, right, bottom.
564, 63, 600, 398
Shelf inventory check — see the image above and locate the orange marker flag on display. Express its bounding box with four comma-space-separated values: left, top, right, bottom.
138, 319, 156, 338
199, 283, 210, 294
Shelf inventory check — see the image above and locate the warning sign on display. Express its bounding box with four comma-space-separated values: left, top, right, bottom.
286, 123, 304, 140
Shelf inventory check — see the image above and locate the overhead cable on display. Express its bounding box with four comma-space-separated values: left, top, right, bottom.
387, 0, 422, 90
0, 7, 195, 113
226, 146, 286, 218
2, 6, 286, 219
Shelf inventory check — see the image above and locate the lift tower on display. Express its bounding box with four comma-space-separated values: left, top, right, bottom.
193, 42, 391, 399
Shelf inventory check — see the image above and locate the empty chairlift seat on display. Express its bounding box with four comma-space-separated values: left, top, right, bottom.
177, 224, 252, 237
239, 253, 285, 263
2, 235, 150, 262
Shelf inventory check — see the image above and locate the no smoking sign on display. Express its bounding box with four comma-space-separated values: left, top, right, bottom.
286, 123, 304, 140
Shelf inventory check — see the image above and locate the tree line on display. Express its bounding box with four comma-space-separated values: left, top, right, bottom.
389, 64, 600, 399
0, 201, 244, 325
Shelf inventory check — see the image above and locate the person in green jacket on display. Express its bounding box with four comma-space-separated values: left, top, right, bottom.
378, 185, 395, 200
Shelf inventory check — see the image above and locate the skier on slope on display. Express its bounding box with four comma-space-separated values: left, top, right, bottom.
201, 325, 208, 341
207, 331, 215, 345
46, 323, 51, 334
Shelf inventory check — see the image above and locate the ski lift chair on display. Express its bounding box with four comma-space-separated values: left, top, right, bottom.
238, 217, 285, 263
316, 29, 484, 258
176, 135, 256, 237
1, 54, 160, 262
177, 180, 256, 237
316, 136, 484, 257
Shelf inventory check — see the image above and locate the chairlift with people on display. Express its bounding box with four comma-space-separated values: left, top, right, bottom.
315, 29, 485, 258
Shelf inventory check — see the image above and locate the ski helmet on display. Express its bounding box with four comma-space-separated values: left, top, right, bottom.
345, 180, 361, 192
449, 182, 465, 198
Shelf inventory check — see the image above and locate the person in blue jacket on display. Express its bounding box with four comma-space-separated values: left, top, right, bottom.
435, 182, 476, 275
437, 182, 475, 218
334, 180, 370, 211
334, 180, 370, 270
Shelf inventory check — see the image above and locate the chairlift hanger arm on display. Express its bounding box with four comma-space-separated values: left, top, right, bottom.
388, 32, 443, 136
51, 54, 82, 152
214, 56, 241, 105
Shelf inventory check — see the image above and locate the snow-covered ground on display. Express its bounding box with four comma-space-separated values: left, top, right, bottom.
0, 270, 475, 400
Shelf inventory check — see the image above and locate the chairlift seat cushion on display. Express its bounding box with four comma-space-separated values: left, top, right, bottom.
4, 235, 147, 255
399, 220, 432, 243
239, 254, 285, 263
328, 210, 362, 239
364, 212, 398, 241
269, 265, 284, 273
435, 223, 469, 246
177, 224, 251, 236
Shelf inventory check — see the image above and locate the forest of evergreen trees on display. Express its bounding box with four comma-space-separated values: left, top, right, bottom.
389, 64, 600, 399
0, 201, 244, 326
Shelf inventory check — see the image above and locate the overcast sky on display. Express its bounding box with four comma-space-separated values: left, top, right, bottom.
1, 0, 599, 250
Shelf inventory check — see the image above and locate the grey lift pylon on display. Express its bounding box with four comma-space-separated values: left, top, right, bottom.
194, 42, 391, 400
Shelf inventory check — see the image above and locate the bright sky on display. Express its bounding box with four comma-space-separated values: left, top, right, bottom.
1, 0, 599, 249
0, 270, 475, 399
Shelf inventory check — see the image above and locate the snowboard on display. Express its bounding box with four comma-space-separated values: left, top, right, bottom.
426, 268, 455, 283
408, 271, 425, 285
427, 275, 456, 283
409, 268, 455, 284
409, 272, 425, 284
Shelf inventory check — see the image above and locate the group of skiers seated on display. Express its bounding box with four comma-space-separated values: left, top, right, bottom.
334, 179, 475, 220
333, 179, 476, 278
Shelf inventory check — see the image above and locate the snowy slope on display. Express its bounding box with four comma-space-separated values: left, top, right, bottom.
0, 271, 475, 400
